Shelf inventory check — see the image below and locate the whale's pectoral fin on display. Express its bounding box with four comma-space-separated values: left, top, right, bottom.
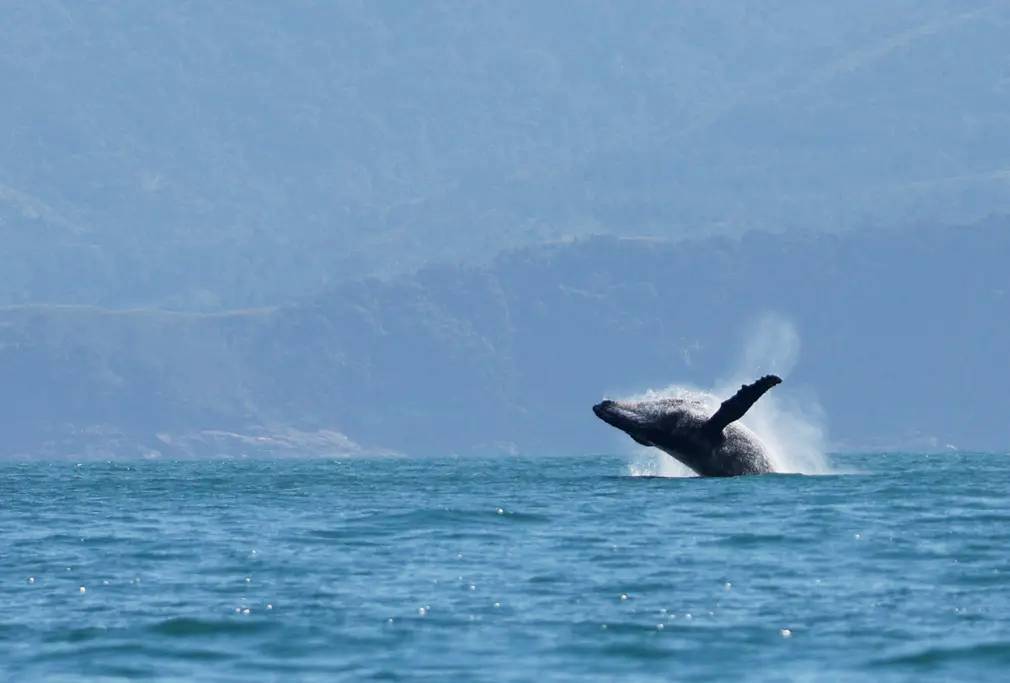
704, 375, 782, 434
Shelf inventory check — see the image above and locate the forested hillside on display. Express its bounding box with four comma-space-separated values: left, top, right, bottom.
3, 219, 1007, 457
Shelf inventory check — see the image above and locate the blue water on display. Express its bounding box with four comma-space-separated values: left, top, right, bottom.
2, 453, 1009, 681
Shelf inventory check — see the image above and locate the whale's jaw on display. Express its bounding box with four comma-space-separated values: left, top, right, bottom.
593, 400, 637, 432
591, 400, 612, 422
593, 400, 657, 448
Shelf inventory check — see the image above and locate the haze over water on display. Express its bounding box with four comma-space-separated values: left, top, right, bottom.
4, 453, 1009, 681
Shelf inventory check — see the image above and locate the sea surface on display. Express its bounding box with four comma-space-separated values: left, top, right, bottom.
2, 453, 1010, 682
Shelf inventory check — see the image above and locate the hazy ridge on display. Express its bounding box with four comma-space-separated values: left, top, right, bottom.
3, 219, 1007, 457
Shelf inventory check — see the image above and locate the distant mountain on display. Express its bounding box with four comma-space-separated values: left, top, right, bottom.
3, 1, 1010, 308
2, 219, 1007, 458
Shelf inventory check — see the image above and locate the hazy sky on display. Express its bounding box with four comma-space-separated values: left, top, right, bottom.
2, 1, 1009, 308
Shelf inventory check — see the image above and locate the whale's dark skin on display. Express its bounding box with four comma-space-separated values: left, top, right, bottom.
593, 375, 782, 476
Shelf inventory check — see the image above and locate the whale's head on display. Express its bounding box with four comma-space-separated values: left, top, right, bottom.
593, 400, 643, 431
594, 399, 672, 447
593, 396, 705, 449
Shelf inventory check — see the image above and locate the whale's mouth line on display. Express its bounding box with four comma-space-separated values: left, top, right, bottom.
591, 400, 611, 422
592, 400, 628, 429
593, 401, 654, 448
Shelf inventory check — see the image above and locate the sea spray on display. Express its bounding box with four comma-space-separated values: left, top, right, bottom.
718, 313, 829, 474
627, 448, 697, 477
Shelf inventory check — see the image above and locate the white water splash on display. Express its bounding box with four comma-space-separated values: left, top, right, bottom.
627, 449, 698, 478
625, 313, 830, 477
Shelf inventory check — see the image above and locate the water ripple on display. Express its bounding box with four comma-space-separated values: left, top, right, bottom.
3, 453, 1010, 680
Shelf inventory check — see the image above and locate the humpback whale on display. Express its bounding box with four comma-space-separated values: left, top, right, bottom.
593, 375, 782, 476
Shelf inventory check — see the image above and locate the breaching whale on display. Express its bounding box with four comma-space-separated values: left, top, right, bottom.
593, 375, 782, 476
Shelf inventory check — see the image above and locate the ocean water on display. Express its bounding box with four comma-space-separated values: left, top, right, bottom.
2, 453, 1009, 682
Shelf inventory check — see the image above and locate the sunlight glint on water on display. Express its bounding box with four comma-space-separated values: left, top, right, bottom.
3, 454, 1010, 680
